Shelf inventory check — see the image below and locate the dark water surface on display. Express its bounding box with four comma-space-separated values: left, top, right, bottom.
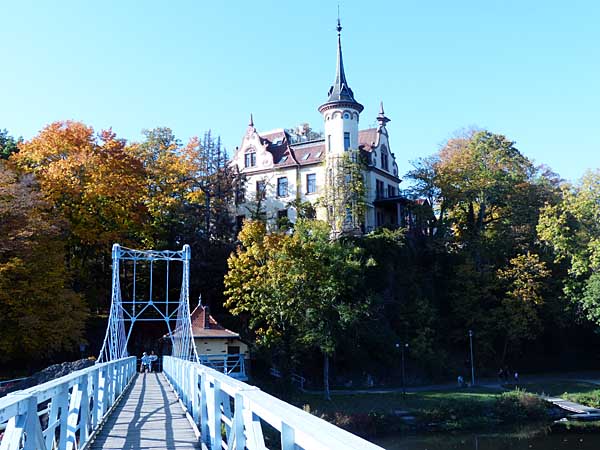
373, 428, 600, 450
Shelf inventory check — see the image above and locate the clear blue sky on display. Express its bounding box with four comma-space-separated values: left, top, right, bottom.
1, 0, 598, 182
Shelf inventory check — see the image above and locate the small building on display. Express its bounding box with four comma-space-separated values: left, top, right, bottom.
189, 303, 249, 380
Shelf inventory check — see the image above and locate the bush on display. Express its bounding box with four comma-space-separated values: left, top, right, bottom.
494, 389, 548, 422
564, 390, 600, 409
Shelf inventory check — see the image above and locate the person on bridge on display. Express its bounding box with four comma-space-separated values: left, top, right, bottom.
140, 352, 150, 373
149, 351, 158, 372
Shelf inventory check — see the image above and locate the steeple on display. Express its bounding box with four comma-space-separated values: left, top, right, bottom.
318, 18, 363, 113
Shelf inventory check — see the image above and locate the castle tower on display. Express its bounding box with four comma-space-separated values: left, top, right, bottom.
318, 18, 363, 156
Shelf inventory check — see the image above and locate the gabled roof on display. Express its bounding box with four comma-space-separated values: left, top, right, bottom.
247, 127, 383, 169
189, 304, 240, 339
358, 128, 379, 152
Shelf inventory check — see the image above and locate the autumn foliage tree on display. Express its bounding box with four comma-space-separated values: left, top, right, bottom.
0, 162, 87, 364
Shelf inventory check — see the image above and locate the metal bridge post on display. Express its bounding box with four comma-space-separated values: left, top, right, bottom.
80, 373, 90, 444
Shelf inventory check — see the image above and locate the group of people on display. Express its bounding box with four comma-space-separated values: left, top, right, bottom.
140, 351, 158, 373
456, 369, 520, 387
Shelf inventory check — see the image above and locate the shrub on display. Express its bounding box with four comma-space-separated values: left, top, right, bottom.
495, 389, 548, 422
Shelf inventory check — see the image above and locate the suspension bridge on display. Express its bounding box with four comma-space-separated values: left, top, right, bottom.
0, 244, 384, 450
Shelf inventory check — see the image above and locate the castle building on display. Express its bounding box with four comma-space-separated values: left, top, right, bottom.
230, 20, 414, 233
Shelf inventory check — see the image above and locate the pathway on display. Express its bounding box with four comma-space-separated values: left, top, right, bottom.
89, 372, 199, 450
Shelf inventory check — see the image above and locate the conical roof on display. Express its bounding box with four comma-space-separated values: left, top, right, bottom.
318, 19, 363, 113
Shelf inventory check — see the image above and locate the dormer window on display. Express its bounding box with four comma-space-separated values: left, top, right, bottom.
244, 147, 256, 168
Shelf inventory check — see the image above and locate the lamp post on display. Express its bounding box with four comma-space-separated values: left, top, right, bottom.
469, 330, 475, 387
396, 343, 409, 395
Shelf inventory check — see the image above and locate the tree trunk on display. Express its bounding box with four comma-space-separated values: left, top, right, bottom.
323, 352, 331, 401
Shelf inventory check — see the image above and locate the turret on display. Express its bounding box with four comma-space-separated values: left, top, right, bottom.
318, 19, 362, 156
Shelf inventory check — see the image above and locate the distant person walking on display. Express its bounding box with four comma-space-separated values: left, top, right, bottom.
149, 351, 158, 372
514, 371, 519, 385
140, 352, 150, 373
457, 375, 464, 387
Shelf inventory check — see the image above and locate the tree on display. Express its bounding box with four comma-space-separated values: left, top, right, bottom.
321, 150, 366, 236
538, 170, 600, 324
495, 252, 550, 363
13, 122, 149, 310
0, 162, 88, 364
405, 130, 561, 364
13, 122, 148, 249
224, 219, 367, 399
0, 129, 21, 160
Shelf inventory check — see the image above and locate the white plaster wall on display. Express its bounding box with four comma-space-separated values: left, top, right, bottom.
323, 108, 360, 155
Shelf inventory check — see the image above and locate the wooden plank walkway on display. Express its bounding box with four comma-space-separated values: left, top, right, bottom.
90, 373, 199, 450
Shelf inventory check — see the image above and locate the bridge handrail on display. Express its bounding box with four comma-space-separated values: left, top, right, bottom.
163, 355, 384, 450
0, 357, 136, 450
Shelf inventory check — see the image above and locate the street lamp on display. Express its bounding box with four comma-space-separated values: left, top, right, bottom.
468, 330, 475, 387
396, 343, 409, 395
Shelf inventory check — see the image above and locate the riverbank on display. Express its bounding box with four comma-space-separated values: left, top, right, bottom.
280, 377, 600, 439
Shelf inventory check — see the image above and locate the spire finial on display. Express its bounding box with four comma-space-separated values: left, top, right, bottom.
317, 12, 364, 114
198, 294, 202, 307
377, 100, 390, 127
249, 113, 254, 127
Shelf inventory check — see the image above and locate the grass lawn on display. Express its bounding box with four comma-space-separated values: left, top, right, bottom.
503, 381, 600, 397
291, 387, 500, 416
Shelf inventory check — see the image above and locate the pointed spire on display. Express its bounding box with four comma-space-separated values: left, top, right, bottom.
318, 17, 363, 113
377, 101, 390, 127
249, 113, 254, 127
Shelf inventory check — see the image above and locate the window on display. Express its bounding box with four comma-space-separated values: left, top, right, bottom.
302, 153, 311, 161
344, 132, 350, 151
307, 173, 317, 194
327, 134, 331, 151
277, 177, 288, 197
376, 180, 385, 199
244, 148, 256, 168
387, 184, 395, 198
381, 151, 389, 171
256, 180, 266, 200
278, 155, 288, 164
277, 209, 288, 219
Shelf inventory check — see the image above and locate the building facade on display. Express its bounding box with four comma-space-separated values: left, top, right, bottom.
231, 20, 414, 233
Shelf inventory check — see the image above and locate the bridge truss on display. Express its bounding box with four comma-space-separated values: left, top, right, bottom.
97, 243, 199, 363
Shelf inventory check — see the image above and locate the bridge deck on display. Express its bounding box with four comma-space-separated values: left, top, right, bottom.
90, 372, 199, 450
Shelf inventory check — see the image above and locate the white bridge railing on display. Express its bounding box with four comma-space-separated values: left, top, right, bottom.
199, 354, 247, 380
0, 357, 136, 450
163, 356, 384, 450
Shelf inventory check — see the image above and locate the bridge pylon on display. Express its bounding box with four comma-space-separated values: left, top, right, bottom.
97, 243, 199, 363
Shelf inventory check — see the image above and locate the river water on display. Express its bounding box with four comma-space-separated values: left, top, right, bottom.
372, 427, 600, 449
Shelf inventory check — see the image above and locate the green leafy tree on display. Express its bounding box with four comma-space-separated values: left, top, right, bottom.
224, 219, 367, 399
0, 129, 21, 160
495, 252, 551, 363
538, 170, 600, 324
321, 150, 366, 236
